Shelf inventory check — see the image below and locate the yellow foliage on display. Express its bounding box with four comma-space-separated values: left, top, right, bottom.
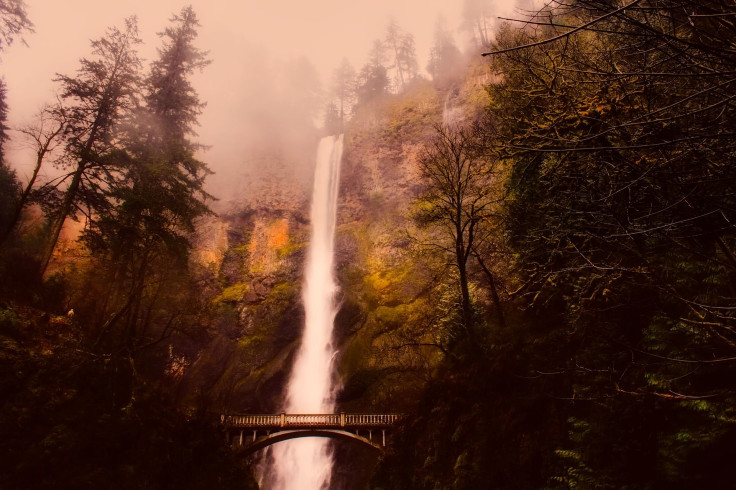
383, 82, 441, 137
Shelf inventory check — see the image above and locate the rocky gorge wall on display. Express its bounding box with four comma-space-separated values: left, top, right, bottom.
180, 70, 489, 470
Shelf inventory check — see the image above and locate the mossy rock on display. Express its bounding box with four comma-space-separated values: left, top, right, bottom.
212, 282, 249, 306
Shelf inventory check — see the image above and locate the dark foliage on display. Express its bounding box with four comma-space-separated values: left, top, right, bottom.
0, 8, 255, 489
0, 306, 255, 489
372, 1, 736, 488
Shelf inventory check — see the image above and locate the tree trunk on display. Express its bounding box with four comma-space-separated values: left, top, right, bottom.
473, 249, 506, 329
456, 221, 474, 337
390, 39, 406, 91
0, 144, 50, 246
38, 163, 84, 276
458, 256, 474, 334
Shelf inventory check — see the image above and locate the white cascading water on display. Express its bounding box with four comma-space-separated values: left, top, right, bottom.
266, 134, 344, 489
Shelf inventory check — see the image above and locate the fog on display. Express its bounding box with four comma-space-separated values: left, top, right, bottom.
1, 0, 523, 208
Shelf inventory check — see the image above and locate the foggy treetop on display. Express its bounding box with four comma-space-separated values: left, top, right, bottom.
2, 0, 522, 200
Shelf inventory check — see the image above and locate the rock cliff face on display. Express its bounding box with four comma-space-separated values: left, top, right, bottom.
332, 82, 442, 406
184, 161, 315, 412
182, 73, 485, 419
173, 71, 493, 487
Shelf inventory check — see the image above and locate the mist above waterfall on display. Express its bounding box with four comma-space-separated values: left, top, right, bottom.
1, 0, 526, 212
202, 50, 323, 211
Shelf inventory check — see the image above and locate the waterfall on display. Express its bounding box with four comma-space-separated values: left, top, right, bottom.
265, 134, 344, 489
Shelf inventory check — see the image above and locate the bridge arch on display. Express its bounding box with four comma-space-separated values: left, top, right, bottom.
235, 429, 383, 456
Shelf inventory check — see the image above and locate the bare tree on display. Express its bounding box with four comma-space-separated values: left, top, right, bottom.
413, 123, 505, 338
0, 104, 66, 244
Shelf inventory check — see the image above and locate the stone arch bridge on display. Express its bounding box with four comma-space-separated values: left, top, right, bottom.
221, 413, 401, 455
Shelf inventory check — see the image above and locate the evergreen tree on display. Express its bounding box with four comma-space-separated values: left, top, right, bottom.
330, 58, 356, 125
0, 79, 17, 238
281, 56, 322, 128
85, 7, 212, 365
0, 161, 19, 241
357, 40, 389, 103
0, 1, 33, 243
384, 19, 418, 92
322, 100, 341, 135
427, 16, 463, 88
461, 0, 494, 48
145, 5, 210, 152
0, 0, 32, 50
40, 17, 142, 274
0, 79, 7, 161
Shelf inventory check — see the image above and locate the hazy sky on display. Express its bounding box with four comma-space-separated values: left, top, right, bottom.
1, 0, 520, 199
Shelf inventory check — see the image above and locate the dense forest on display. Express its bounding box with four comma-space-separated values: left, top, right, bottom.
374, 0, 736, 488
1, 0, 736, 488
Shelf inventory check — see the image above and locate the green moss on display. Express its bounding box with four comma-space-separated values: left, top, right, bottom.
232, 244, 249, 257
338, 223, 371, 259
374, 304, 410, 326
340, 333, 372, 380
382, 81, 441, 140
365, 271, 391, 292
276, 240, 306, 259
368, 190, 385, 205
212, 282, 248, 305
0, 307, 20, 329
237, 332, 267, 350
264, 281, 298, 310
361, 267, 411, 308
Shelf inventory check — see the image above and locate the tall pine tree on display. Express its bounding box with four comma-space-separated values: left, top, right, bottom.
40, 17, 141, 274
84, 7, 212, 369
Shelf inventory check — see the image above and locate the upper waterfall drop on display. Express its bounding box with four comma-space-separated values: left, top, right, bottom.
286, 134, 343, 414
266, 134, 344, 489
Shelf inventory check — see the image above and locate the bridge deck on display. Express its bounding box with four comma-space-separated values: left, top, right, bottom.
221, 413, 400, 430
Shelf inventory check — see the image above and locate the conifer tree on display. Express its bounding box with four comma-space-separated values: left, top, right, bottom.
461, 0, 493, 48
357, 40, 390, 103
85, 7, 212, 362
427, 17, 463, 88
330, 58, 356, 125
0, 1, 34, 243
384, 20, 418, 92
89, 6, 212, 261
0, 79, 17, 237
322, 101, 341, 135
39, 17, 141, 274
0, 0, 32, 50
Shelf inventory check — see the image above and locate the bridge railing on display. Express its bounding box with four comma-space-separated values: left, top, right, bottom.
284, 414, 340, 426
221, 413, 401, 428
345, 414, 400, 426
223, 414, 281, 427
